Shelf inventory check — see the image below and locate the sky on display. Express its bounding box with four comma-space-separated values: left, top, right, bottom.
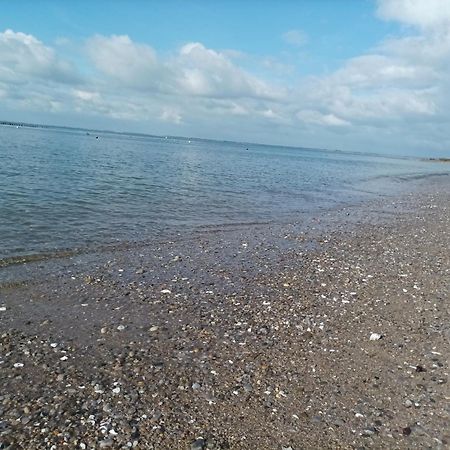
1, 0, 450, 156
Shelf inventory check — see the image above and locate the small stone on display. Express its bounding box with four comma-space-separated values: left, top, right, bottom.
369, 333, 382, 341
112, 387, 121, 394
362, 427, 377, 437
99, 439, 114, 448
0, 306, 6, 312
136, 268, 145, 274
117, 325, 125, 331
190, 438, 206, 450
404, 399, 413, 408
149, 326, 159, 332
160, 289, 171, 294
101, 327, 107, 334
192, 382, 201, 390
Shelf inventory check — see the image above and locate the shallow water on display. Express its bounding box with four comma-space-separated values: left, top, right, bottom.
0, 125, 447, 260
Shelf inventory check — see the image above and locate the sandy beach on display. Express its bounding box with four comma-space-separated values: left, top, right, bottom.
1, 176, 449, 449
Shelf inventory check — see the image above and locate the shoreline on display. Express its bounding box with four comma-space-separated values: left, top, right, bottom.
1, 172, 448, 287
1, 179, 449, 448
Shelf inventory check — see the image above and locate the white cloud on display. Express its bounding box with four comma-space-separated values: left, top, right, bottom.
85, 36, 284, 101
377, 0, 450, 30
297, 110, 350, 127
160, 107, 182, 124
176, 42, 285, 100
0, 29, 82, 120
0, 29, 77, 84
73, 89, 100, 102
86, 34, 173, 92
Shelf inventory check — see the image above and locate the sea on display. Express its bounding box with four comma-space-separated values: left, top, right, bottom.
0, 125, 448, 264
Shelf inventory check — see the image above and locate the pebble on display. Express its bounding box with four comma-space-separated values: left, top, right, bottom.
190, 438, 206, 450
369, 333, 382, 341
362, 427, 377, 437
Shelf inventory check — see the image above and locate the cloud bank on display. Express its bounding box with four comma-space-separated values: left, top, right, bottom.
1, 0, 450, 155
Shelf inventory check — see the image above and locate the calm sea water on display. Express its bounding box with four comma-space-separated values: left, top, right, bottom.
0, 125, 447, 261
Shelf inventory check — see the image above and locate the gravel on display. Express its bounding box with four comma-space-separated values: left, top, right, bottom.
0, 179, 449, 449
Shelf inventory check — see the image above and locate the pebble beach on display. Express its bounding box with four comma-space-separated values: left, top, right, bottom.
1, 176, 449, 449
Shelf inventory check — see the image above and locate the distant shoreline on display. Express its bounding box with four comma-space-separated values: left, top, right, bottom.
428, 157, 450, 162
0, 119, 420, 160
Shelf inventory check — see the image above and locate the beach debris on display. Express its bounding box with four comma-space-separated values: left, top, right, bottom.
160, 289, 171, 294
149, 325, 159, 332
369, 333, 383, 341
13, 363, 24, 368
0, 306, 6, 312
402, 426, 412, 436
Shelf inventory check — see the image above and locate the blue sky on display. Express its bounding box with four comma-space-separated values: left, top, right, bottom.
1, 1, 399, 77
1, 0, 450, 155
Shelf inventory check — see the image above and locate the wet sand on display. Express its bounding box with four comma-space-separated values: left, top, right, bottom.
1, 178, 449, 449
